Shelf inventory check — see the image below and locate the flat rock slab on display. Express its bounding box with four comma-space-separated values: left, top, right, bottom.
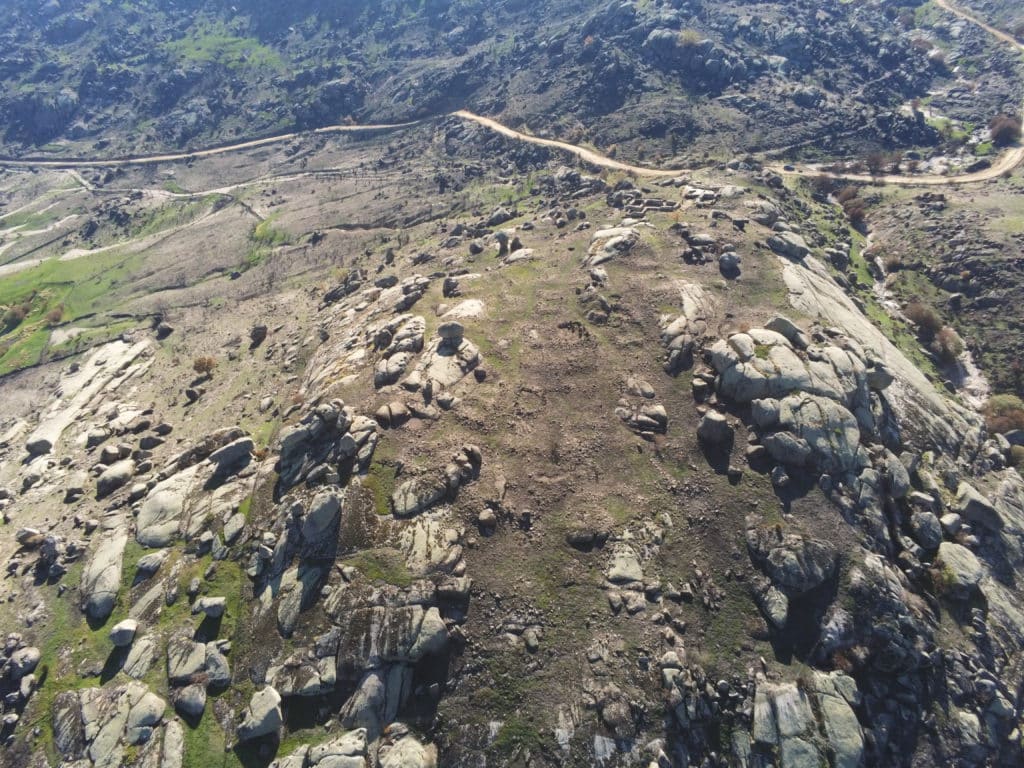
81, 529, 128, 622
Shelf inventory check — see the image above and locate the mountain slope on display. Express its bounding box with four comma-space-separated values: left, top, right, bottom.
2, 0, 1020, 169
1, 2, 1024, 768
0, 112, 1022, 767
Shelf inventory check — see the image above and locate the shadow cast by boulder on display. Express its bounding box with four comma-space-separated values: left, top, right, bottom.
100, 646, 131, 684
768, 575, 840, 665
232, 733, 280, 768
194, 614, 224, 643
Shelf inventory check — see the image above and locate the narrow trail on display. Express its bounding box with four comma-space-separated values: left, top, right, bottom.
0, 0, 1018, 189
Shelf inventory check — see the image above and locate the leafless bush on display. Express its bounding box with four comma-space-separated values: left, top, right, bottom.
904, 301, 942, 336
835, 186, 860, 204
932, 326, 964, 363
192, 355, 217, 376
990, 114, 1022, 146
882, 253, 902, 273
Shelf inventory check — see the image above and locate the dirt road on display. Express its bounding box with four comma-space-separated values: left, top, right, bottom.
450, 110, 687, 177
0, 120, 421, 169
0, 1, 1019, 187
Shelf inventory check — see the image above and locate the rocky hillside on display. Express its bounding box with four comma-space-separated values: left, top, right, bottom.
1, 0, 1020, 166
1, 2, 1024, 768
0, 98, 1023, 768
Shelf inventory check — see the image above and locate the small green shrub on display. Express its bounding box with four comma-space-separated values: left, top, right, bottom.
252, 218, 291, 247
343, 549, 412, 587
492, 716, 544, 756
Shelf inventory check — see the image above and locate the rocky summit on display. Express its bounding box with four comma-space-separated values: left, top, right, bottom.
1, 1, 1024, 767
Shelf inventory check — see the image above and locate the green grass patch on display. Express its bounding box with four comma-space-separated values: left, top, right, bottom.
25, 563, 108, 762
606, 496, 633, 526
132, 196, 223, 240
245, 217, 292, 268
0, 248, 145, 376
251, 417, 281, 449
342, 548, 412, 587
46, 319, 137, 358
0, 207, 62, 231
491, 716, 546, 757
252, 216, 292, 248
237, 496, 253, 521
361, 461, 397, 517
0, 197, 225, 376
0, 325, 50, 375
699, 580, 760, 673
164, 22, 284, 71
181, 706, 232, 768
0, 250, 136, 315
246, 244, 272, 268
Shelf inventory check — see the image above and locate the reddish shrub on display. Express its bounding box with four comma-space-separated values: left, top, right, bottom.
842, 197, 867, 226
983, 394, 1024, 434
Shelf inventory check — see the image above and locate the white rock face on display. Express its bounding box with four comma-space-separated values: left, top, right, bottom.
109, 619, 139, 647
80, 528, 128, 622
606, 545, 643, 583
780, 255, 978, 451
136, 466, 199, 547
587, 226, 639, 266
379, 735, 438, 768
237, 686, 283, 742
25, 339, 152, 456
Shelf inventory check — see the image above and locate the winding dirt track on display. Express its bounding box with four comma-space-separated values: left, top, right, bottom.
0, 0, 1019, 187
773, 0, 1024, 186
450, 110, 685, 178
